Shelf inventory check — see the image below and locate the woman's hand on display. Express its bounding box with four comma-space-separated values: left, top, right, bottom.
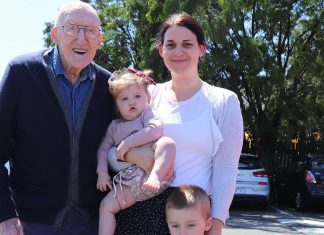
206, 218, 223, 235
124, 143, 154, 175
0, 217, 24, 235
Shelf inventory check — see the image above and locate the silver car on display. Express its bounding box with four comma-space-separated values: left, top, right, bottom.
233, 153, 270, 208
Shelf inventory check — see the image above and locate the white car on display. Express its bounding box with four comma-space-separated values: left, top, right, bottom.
233, 153, 270, 208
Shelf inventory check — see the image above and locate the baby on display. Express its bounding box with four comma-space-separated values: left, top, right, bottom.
96, 68, 175, 235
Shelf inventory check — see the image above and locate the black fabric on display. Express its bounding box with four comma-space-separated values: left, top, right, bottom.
115, 187, 174, 235
21, 208, 98, 235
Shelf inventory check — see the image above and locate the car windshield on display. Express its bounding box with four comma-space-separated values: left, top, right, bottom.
238, 156, 262, 169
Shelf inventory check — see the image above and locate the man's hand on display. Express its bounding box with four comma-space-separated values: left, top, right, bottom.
0, 217, 24, 235
96, 172, 112, 192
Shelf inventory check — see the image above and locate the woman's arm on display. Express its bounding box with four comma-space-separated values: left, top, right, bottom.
207, 219, 223, 235
211, 94, 243, 223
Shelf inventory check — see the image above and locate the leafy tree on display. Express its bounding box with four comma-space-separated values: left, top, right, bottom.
192, 0, 324, 167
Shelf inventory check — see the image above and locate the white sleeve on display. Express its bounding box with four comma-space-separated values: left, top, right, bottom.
107, 147, 133, 172
211, 94, 243, 223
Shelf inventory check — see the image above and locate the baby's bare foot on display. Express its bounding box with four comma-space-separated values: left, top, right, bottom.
143, 172, 161, 191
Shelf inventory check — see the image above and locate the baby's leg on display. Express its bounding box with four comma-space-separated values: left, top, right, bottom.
98, 185, 136, 235
143, 137, 175, 191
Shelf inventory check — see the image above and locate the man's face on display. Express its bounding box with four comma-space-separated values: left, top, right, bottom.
51, 7, 102, 77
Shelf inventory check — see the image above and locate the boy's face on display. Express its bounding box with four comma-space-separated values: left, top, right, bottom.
166, 207, 212, 235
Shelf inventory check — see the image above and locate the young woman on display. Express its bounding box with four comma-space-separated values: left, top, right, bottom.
115, 12, 243, 235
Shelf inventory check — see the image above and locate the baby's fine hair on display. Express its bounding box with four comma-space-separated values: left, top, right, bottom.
166, 185, 211, 219
108, 68, 154, 98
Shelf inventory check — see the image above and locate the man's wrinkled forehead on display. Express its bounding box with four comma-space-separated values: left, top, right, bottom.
56, 2, 100, 26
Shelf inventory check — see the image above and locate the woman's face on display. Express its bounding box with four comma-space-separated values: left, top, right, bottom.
159, 25, 205, 76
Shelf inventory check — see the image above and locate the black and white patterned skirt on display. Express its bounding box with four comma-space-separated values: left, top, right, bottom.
115, 187, 174, 235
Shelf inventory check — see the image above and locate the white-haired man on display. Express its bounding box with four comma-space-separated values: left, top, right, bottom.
0, 2, 114, 234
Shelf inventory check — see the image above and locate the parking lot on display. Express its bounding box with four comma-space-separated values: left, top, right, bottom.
225, 202, 324, 234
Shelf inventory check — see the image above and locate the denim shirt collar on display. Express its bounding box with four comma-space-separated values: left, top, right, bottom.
52, 46, 94, 82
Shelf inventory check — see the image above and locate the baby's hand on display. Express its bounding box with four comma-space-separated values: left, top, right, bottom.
96, 172, 112, 192
116, 141, 129, 161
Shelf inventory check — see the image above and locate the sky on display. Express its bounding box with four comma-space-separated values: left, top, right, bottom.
0, 0, 76, 81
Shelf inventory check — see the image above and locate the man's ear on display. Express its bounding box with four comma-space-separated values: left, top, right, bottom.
97, 32, 103, 49
50, 27, 59, 44
205, 217, 213, 232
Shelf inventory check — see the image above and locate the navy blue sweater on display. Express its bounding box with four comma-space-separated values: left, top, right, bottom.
0, 49, 114, 225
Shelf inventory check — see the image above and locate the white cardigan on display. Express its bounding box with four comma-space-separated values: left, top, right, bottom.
151, 81, 243, 223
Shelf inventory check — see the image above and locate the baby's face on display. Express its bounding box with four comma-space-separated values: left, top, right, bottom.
166, 207, 212, 235
116, 83, 150, 120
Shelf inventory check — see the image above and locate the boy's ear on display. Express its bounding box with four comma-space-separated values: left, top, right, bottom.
205, 217, 213, 232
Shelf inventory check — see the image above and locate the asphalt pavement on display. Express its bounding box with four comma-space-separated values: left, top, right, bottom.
223, 228, 293, 235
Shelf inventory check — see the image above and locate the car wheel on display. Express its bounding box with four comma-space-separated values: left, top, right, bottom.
295, 192, 306, 211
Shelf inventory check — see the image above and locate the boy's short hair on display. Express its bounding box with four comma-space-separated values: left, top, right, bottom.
166, 185, 211, 219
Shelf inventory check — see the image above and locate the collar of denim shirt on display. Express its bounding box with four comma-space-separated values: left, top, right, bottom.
52, 46, 93, 83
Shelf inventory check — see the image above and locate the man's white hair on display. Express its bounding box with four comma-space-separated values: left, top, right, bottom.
55, 1, 100, 26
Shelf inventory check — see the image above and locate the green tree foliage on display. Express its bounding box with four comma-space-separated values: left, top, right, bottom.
199, 0, 323, 166
42, 0, 324, 167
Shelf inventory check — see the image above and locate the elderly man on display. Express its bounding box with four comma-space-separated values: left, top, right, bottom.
0, 2, 114, 234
